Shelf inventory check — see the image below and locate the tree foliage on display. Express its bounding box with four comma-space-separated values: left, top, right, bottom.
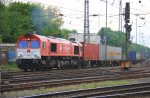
61, 28, 77, 39
0, 2, 71, 43
5, 2, 36, 42
97, 27, 150, 57
0, 1, 9, 43
98, 27, 126, 48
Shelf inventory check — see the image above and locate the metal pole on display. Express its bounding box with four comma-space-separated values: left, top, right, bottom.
125, 23, 129, 60
136, 14, 138, 44
120, 0, 122, 33
84, 0, 90, 43
106, 0, 108, 28
118, 0, 122, 47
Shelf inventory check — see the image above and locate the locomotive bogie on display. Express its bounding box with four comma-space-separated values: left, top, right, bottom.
16, 59, 42, 71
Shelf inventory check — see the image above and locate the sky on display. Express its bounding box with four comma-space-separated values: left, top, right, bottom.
9, 0, 150, 47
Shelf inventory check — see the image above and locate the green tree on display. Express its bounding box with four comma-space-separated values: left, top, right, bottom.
4, 2, 37, 42
61, 29, 78, 39
98, 27, 150, 58
0, 1, 9, 43
1, 2, 64, 42
30, 5, 64, 37
0, 34, 2, 43
98, 27, 125, 48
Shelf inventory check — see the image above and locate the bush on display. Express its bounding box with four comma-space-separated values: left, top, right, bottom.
1, 63, 20, 72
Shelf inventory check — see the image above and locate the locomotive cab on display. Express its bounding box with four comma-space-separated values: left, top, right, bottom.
17, 33, 41, 59
16, 33, 42, 71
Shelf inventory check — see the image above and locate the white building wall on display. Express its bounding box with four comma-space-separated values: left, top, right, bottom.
68, 33, 101, 44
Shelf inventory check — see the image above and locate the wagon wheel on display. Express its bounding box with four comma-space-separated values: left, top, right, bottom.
23, 68, 28, 72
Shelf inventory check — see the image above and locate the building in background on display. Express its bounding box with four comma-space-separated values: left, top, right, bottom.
68, 33, 101, 44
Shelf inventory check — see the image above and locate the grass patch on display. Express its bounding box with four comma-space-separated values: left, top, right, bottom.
2, 80, 133, 98
1, 63, 20, 72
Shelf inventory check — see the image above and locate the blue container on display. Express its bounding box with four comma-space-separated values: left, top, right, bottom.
128, 51, 136, 61
7, 51, 16, 62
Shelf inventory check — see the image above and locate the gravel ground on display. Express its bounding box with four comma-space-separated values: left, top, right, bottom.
128, 77, 150, 83
1, 77, 150, 98
2, 59, 150, 98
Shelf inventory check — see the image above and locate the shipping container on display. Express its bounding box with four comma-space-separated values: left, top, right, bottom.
136, 52, 141, 60
128, 51, 144, 61
128, 51, 137, 61
99, 44, 106, 61
81, 42, 99, 60
106, 45, 122, 60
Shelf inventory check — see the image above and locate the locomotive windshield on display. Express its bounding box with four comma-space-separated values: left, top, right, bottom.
30, 40, 40, 48
19, 40, 28, 48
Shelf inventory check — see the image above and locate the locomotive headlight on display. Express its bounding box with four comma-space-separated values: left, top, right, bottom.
34, 54, 37, 57
34, 54, 40, 58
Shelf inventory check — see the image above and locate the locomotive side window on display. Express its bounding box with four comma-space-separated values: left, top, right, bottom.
19, 40, 28, 48
51, 43, 57, 52
74, 46, 79, 54
42, 42, 45, 48
30, 40, 39, 48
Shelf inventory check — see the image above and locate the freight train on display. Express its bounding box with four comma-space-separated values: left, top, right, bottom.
16, 33, 144, 71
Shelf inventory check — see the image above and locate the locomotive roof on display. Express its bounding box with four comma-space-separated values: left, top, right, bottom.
18, 34, 82, 46
36, 34, 74, 44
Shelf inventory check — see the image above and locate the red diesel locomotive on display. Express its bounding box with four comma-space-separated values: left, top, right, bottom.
16, 33, 85, 71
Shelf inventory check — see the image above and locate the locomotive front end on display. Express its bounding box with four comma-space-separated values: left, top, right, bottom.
16, 33, 41, 71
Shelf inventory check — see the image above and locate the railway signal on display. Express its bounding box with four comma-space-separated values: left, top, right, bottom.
125, 2, 130, 23
124, 2, 132, 62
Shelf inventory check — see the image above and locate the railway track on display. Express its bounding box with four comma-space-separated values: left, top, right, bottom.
3, 69, 145, 84
3, 63, 147, 77
1, 64, 150, 93
2, 66, 120, 77
21, 82, 150, 98
1, 66, 146, 85
2, 64, 148, 80
1, 70, 150, 93
2, 65, 147, 84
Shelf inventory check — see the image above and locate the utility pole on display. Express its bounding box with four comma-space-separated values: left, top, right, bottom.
124, 2, 132, 60
106, 0, 108, 28
135, 14, 139, 44
84, 0, 90, 42
118, 0, 122, 46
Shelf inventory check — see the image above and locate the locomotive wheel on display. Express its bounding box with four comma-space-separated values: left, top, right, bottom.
42, 67, 47, 71
57, 61, 62, 69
